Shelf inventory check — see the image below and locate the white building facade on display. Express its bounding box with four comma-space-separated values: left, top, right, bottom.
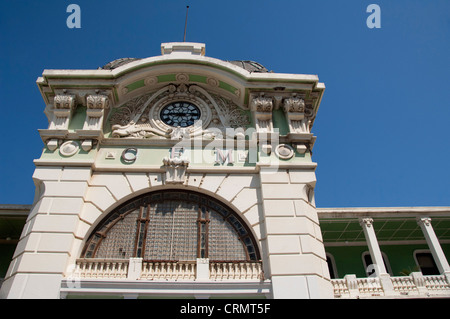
1, 43, 449, 299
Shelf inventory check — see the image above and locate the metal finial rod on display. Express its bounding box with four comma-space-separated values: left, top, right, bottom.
183, 6, 190, 42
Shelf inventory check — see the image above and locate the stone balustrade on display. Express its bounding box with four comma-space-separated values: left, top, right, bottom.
332, 272, 450, 298
74, 259, 129, 279
72, 258, 263, 281
209, 261, 264, 280
141, 261, 196, 280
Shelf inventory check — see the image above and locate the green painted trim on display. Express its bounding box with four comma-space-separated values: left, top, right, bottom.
218, 80, 238, 95
126, 79, 145, 92
157, 74, 176, 82
47, 84, 115, 88
272, 109, 289, 135
68, 105, 86, 131
189, 74, 207, 83
113, 87, 119, 103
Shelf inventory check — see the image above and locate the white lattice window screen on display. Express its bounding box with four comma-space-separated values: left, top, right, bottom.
208, 212, 247, 260
145, 201, 198, 260
94, 211, 139, 259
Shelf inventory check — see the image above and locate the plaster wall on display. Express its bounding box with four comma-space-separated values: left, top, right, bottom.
1, 162, 332, 299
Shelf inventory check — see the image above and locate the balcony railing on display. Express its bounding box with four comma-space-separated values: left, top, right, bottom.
72, 258, 263, 281
74, 259, 129, 279
209, 261, 264, 280
141, 261, 196, 280
331, 272, 450, 298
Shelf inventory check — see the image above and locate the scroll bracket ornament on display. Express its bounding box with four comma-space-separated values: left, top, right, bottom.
49, 94, 76, 130
83, 94, 109, 130
283, 94, 309, 134
250, 93, 273, 133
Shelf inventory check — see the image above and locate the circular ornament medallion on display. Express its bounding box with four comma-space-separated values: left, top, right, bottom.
59, 140, 79, 157
275, 144, 294, 159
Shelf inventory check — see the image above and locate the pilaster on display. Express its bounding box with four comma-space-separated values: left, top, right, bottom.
0, 165, 92, 299
259, 167, 332, 298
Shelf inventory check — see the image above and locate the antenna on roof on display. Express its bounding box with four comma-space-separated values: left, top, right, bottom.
183, 5, 189, 42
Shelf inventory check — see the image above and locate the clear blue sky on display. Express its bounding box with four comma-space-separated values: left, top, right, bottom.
0, 0, 449, 207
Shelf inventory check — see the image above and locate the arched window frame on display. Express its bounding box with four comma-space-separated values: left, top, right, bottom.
81, 190, 261, 262
326, 253, 338, 279
413, 249, 440, 275
362, 251, 393, 276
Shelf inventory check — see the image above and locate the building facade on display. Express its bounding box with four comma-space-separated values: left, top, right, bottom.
1, 43, 449, 299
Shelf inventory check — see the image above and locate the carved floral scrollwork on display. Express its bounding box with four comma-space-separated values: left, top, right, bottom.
210, 93, 250, 129
54, 94, 76, 109
162, 155, 189, 184
108, 83, 250, 139
251, 94, 273, 113
50, 94, 76, 130
87, 94, 109, 109
111, 123, 173, 138
283, 96, 305, 113
282, 93, 316, 134
109, 92, 153, 126
175, 73, 189, 83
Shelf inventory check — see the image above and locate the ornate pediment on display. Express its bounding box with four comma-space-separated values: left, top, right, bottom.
108, 83, 250, 140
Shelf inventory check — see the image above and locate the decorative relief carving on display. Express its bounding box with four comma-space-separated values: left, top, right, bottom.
87, 94, 109, 109
50, 94, 76, 130
59, 140, 79, 157
207, 77, 219, 87
251, 94, 273, 113
282, 94, 315, 134
111, 123, 173, 138
109, 83, 250, 140
274, 144, 294, 159
84, 94, 109, 130
110, 92, 154, 126
283, 95, 305, 113
54, 94, 75, 109
163, 148, 189, 183
144, 76, 158, 86
175, 73, 189, 83
251, 93, 273, 132
209, 93, 250, 129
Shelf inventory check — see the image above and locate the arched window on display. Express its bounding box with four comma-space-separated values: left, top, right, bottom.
362, 251, 392, 276
81, 191, 260, 261
414, 250, 439, 275
326, 253, 338, 279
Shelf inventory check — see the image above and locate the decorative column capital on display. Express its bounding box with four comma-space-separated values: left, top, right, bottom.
54, 94, 76, 109
86, 94, 109, 109
417, 217, 432, 227
250, 93, 274, 133
283, 96, 305, 113
49, 94, 76, 130
360, 217, 374, 228
251, 93, 273, 113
